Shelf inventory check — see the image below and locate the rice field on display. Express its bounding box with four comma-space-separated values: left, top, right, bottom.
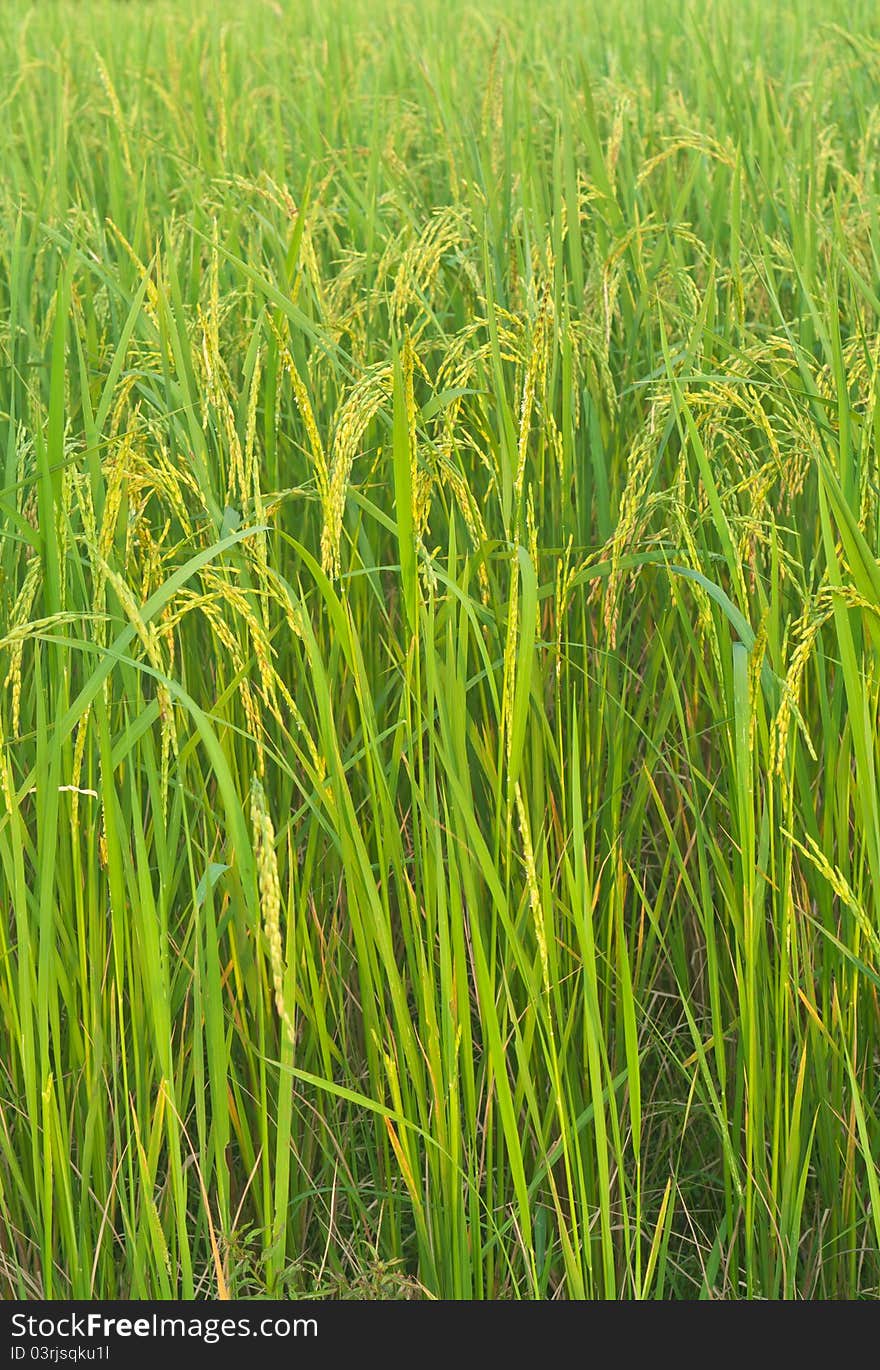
2, 0, 880, 1300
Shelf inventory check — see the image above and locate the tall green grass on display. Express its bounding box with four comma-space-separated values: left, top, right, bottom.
2, 0, 880, 1298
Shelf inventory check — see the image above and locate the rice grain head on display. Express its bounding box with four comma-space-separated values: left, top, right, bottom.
250, 775, 295, 1046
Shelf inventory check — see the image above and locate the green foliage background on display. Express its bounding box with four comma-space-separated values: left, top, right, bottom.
2, 0, 880, 1297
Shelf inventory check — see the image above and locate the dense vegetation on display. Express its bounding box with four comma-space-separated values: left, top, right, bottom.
2, 0, 880, 1298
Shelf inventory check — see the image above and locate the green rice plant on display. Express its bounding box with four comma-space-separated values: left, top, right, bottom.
2, 0, 880, 1300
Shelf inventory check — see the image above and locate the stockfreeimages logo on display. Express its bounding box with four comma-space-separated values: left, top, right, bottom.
10, 1313, 317, 1346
